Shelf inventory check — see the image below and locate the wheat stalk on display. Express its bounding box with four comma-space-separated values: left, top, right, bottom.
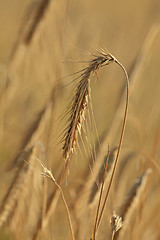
31, 50, 116, 240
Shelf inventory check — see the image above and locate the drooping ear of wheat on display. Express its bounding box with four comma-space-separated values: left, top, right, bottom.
62, 51, 115, 161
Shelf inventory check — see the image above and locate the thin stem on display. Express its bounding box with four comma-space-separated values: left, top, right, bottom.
111, 231, 115, 240
92, 147, 110, 240
39, 162, 75, 240
95, 59, 129, 232
54, 181, 75, 240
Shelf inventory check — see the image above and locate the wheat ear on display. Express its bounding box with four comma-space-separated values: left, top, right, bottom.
62, 51, 115, 161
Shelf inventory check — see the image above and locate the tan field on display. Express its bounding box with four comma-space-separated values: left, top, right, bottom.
0, 0, 160, 239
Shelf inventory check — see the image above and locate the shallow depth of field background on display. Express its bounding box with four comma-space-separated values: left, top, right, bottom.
0, 0, 160, 239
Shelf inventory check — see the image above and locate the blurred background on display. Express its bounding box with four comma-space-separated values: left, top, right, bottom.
0, 0, 160, 239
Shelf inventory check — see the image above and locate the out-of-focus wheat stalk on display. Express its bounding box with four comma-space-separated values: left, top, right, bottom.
114, 168, 152, 240
8, 100, 52, 170
9, 0, 51, 67
2, 0, 51, 99
88, 148, 117, 206
0, 146, 36, 228
0, 0, 66, 107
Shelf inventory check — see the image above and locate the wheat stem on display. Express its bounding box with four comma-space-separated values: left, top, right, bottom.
95, 58, 129, 235
40, 164, 75, 240
92, 147, 110, 240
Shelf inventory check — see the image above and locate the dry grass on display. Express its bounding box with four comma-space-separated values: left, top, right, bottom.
0, 0, 160, 240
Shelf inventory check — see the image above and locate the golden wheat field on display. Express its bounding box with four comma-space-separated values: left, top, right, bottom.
0, 0, 160, 239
